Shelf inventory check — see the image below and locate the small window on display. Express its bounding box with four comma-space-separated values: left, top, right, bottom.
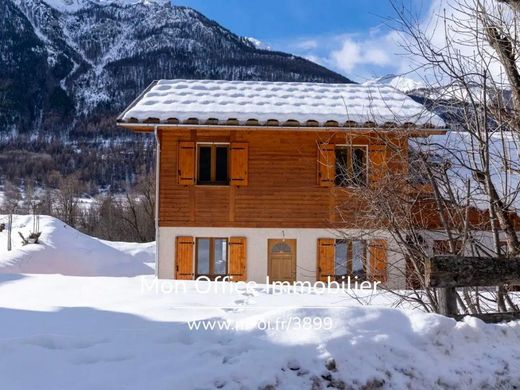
197, 144, 229, 185
196, 238, 228, 278
335, 146, 367, 187
334, 239, 367, 279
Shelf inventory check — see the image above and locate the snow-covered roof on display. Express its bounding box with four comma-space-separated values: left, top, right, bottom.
118, 79, 446, 129
413, 131, 520, 211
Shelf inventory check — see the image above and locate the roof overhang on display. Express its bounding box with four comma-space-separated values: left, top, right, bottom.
116, 121, 448, 137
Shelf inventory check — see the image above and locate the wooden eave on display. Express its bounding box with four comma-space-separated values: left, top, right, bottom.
115, 121, 447, 137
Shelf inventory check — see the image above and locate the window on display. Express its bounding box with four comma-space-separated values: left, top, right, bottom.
197, 143, 229, 185
334, 239, 367, 279
335, 145, 367, 187
196, 238, 228, 278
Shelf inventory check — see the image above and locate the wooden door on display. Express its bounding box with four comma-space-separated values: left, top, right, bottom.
268, 239, 296, 283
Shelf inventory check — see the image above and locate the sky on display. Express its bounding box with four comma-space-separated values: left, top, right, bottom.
172, 0, 434, 82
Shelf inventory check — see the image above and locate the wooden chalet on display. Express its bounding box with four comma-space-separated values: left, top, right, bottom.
117, 79, 446, 286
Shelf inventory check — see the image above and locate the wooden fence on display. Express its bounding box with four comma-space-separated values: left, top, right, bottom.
425, 256, 520, 323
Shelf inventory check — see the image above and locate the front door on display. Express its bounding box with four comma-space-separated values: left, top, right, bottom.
268, 239, 296, 283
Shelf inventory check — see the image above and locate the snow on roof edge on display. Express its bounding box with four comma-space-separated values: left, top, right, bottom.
118, 79, 446, 129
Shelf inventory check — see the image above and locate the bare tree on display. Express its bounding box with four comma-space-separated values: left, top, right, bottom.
77, 169, 155, 242
1, 181, 22, 214
54, 173, 84, 227
337, 0, 520, 315
118, 170, 155, 242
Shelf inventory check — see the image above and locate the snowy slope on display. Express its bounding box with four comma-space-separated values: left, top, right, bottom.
0, 215, 154, 276
0, 274, 519, 389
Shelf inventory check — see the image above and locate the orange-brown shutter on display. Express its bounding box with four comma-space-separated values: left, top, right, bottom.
228, 237, 247, 281
230, 143, 248, 186
317, 238, 335, 282
175, 236, 194, 280
368, 144, 386, 185
178, 141, 195, 185
318, 144, 335, 187
369, 240, 387, 283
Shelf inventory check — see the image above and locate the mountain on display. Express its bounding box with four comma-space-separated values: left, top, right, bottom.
1, 0, 351, 135
362, 74, 426, 94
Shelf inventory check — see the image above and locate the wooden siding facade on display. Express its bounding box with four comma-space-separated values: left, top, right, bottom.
158, 128, 409, 229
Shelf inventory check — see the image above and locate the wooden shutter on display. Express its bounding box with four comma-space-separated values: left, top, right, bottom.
175, 236, 194, 280
317, 238, 335, 282
230, 143, 248, 186
178, 141, 195, 185
318, 144, 335, 187
369, 239, 387, 283
368, 144, 386, 185
228, 237, 247, 281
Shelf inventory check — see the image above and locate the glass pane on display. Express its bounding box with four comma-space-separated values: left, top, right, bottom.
214, 238, 227, 275
272, 242, 291, 253
352, 240, 366, 273
215, 146, 229, 183
198, 146, 211, 183
197, 238, 210, 275
352, 148, 366, 186
335, 147, 349, 186
335, 240, 348, 275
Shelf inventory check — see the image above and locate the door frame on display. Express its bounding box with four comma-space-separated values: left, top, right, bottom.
267, 239, 297, 283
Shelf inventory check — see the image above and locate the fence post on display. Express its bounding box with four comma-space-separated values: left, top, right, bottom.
437, 287, 458, 316
7, 214, 12, 251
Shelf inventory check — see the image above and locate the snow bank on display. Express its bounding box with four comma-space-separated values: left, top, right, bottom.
0, 215, 154, 276
0, 275, 518, 389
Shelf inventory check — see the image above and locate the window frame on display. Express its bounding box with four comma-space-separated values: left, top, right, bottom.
195, 237, 229, 279
196, 142, 230, 186
333, 239, 368, 279
334, 144, 368, 188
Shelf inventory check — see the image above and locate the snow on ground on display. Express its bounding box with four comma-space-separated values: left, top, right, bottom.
0, 215, 519, 388
0, 215, 154, 276
0, 274, 519, 389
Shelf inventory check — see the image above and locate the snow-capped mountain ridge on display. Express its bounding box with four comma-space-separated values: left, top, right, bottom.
363, 74, 426, 93
39, 0, 170, 13
1, 0, 350, 134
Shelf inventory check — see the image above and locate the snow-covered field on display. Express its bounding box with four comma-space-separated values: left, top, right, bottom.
0, 215, 154, 276
1, 275, 520, 389
0, 216, 519, 389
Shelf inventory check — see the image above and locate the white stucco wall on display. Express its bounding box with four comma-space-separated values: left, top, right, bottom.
157, 227, 407, 288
